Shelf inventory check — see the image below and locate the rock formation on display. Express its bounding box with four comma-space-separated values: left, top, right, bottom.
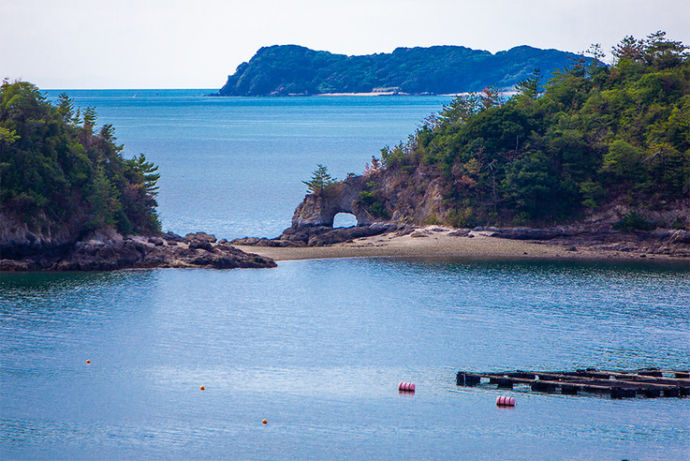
0, 225, 276, 271
291, 176, 373, 227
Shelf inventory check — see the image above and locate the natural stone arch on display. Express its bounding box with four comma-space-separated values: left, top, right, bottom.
291, 176, 373, 228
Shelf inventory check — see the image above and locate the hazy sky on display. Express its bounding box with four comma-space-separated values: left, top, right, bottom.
2, 0, 689, 89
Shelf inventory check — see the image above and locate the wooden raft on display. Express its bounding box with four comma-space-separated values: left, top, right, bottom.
456, 368, 690, 399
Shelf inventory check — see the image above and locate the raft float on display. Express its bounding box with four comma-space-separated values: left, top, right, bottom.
456, 368, 690, 399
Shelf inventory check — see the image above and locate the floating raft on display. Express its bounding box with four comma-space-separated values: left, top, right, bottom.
456, 368, 690, 399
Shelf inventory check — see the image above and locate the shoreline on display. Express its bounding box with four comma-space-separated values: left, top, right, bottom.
235, 226, 690, 265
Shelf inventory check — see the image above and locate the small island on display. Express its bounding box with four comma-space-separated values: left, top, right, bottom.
0, 81, 275, 271
217, 44, 590, 96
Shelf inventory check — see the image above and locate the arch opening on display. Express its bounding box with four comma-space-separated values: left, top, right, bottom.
332, 212, 357, 228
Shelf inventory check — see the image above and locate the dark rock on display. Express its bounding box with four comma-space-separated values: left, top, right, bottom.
670, 230, 690, 244
0, 229, 276, 271
230, 237, 262, 245
189, 239, 214, 251
162, 231, 185, 242
185, 232, 217, 243
490, 227, 565, 240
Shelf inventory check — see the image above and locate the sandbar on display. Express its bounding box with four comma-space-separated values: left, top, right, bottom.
235, 226, 690, 264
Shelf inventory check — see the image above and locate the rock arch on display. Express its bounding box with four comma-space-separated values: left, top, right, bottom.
291, 176, 372, 228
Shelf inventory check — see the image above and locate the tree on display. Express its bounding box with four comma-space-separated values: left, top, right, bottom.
56, 93, 74, 121
83, 106, 97, 133
642, 30, 688, 69
440, 93, 481, 124
479, 86, 502, 111
514, 69, 541, 101
303, 164, 336, 195
612, 35, 644, 62
129, 153, 160, 196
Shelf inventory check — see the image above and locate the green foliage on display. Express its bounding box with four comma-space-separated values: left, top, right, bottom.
0, 81, 161, 235
366, 32, 690, 226
447, 208, 475, 228
302, 164, 336, 195
671, 217, 685, 229
218, 44, 592, 96
357, 181, 389, 218
613, 211, 657, 231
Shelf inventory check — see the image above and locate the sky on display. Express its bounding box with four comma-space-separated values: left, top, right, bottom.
2, 0, 689, 89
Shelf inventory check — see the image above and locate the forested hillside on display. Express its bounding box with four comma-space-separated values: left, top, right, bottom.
355, 32, 689, 229
0, 81, 161, 237
218, 44, 587, 96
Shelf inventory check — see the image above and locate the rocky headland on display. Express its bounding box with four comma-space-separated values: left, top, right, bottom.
0, 222, 276, 271
231, 174, 690, 261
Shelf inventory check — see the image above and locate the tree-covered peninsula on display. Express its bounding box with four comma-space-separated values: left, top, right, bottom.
236, 33, 690, 254
218, 44, 589, 96
0, 81, 275, 270
336, 32, 689, 230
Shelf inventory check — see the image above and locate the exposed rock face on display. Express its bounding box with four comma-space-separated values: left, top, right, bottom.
0, 211, 86, 259
0, 228, 276, 271
291, 176, 373, 227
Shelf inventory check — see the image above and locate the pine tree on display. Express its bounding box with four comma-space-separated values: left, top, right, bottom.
302, 164, 336, 195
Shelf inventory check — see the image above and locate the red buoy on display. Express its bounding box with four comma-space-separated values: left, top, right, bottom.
496, 395, 516, 406
398, 382, 416, 392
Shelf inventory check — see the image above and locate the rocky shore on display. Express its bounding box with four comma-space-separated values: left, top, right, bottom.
233, 222, 690, 258
0, 229, 276, 271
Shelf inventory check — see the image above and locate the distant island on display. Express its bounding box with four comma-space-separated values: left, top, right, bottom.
0, 81, 275, 271
234, 32, 690, 260
217, 44, 591, 96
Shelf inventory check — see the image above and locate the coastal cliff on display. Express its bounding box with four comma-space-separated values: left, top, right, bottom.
218, 44, 589, 96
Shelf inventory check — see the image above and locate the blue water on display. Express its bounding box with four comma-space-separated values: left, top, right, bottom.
43, 89, 450, 238
2, 91, 689, 460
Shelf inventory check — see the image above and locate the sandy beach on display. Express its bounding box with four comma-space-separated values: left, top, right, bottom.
235, 226, 690, 264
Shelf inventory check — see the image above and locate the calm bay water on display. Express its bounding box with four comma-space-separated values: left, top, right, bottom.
43, 89, 451, 238
2, 91, 689, 459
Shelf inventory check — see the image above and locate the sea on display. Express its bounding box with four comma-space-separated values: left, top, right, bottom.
1, 90, 688, 460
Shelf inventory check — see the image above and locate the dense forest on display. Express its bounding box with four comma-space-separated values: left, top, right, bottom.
0, 81, 161, 236
355, 32, 689, 229
218, 44, 588, 96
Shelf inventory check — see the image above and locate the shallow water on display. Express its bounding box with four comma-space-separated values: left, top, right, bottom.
1, 260, 689, 459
